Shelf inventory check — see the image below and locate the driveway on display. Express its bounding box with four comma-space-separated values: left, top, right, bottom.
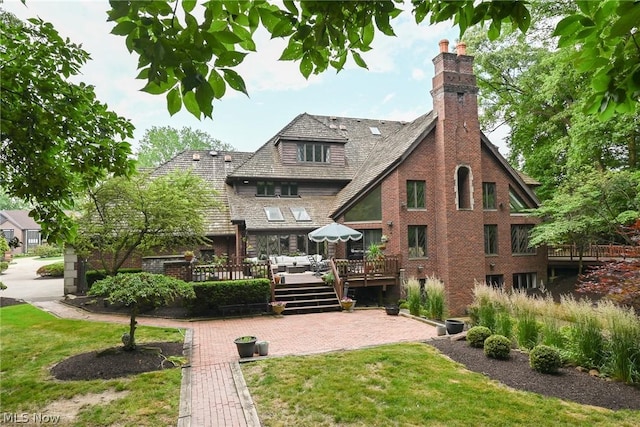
1, 256, 64, 302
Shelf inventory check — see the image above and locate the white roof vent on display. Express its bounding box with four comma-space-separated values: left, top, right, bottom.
224, 155, 232, 162
192, 153, 201, 161
210, 151, 218, 157
329, 124, 337, 129
339, 124, 347, 130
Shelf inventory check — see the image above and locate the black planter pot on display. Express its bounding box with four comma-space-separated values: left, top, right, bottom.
234, 336, 258, 358
445, 319, 465, 335
385, 305, 400, 316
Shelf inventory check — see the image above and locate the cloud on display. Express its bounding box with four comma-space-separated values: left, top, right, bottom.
411, 68, 426, 81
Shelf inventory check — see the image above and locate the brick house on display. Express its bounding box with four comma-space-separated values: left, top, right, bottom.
77, 40, 545, 314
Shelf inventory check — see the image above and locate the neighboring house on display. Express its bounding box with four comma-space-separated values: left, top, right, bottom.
0, 210, 43, 254
141, 40, 547, 314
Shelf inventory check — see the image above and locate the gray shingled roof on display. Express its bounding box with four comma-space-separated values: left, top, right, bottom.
0, 210, 40, 230
227, 113, 406, 181
227, 192, 336, 231
332, 112, 436, 215
151, 150, 252, 236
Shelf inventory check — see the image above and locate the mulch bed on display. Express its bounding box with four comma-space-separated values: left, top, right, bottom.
62, 296, 192, 319
50, 342, 184, 380
0, 296, 27, 308
429, 337, 640, 411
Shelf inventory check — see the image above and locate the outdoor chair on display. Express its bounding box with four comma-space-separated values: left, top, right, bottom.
308, 255, 329, 276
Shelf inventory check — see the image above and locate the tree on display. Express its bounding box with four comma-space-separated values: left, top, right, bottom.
136, 126, 234, 168
577, 260, 640, 312
73, 170, 219, 276
465, 2, 639, 199
1, 11, 135, 243
0, 187, 31, 211
530, 170, 640, 272
88, 272, 195, 350
106, 1, 638, 120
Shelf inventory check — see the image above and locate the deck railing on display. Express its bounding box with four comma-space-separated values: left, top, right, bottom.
192, 261, 270, 282
548, 244, 640, 260
333, 256, 401, 297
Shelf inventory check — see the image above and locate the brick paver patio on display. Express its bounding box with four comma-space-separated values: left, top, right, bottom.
34, 301, 438, 426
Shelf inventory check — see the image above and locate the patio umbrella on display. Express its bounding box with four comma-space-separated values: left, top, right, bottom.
308, 222, 363, 243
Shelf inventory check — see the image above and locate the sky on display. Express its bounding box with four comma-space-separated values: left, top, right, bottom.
4, 0, 508, 155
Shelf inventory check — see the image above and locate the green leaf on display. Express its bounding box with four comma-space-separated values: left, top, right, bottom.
280, 41, 303, 61
208, 69, 226, 99
362, 22, 375, 46
182, 90, 201, 117
166, 87, 181, 116
351, 51, 367, 69
299, 54, 313, 78
182, 0, 197, 13
211, 31, 243, 45
610, 8, 640, 37
111, 20, 137, 36
221, 68, 248, 95
214, 51, 248, 67
195, 82, 214, 118
552, 15, 583, 37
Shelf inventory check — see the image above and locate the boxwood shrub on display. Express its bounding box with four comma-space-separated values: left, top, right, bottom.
36, 262, 64, 277
484, 334, 511, 360
0, 261, 8, 274
467, 326, 492, 348
187, 279, 270, 316
529, 344, 562, 374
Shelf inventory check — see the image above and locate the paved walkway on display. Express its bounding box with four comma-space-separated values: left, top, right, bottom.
32, 301, 439, 426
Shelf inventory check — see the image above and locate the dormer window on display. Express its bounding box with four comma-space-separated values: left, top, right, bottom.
281, 182, 298, 197
257, 181, 275, 196
297, 143, 330, 163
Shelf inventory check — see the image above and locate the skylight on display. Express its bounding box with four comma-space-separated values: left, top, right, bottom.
290, 207, 311, 221
264, 207, 284, 221
370, 126, 381, 135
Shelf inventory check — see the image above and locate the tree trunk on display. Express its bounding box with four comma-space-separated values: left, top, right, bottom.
125, 304, 138, 351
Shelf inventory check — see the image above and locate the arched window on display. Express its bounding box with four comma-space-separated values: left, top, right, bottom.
456, 166, 472, 209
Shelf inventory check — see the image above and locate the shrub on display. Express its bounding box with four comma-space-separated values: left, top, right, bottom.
0, 261, 8, 274
484, 334, 511, 360
569, 313, 606, 369
36, 262, 64, 277
467, 326, 492, 348
530, 345, 562, 374
33, 243, 63, 258
85, 268, 142, 288
599, 301, 640, 384
186, 279, 271, 315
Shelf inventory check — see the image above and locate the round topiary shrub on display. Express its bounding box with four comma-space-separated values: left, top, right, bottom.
467, 326, 492, 348
484, 334, 511, 360
36, 262, 64, 277
529, 344, 562, 374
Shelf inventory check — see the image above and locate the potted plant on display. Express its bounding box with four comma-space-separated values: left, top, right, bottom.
340, 296, 355, 312
233, 335, 258, 358
385, 304, 400, 315
270, 301, 287, 316
445, 319, 465, 335
322, 271, 335, 285
184, 250, 195, 262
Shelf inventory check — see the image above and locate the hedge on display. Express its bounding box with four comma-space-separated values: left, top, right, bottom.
186, 279, 271, 316
36, 262, 64, 277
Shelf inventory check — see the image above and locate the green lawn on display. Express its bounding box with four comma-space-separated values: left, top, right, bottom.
242, 343, 640, 427
0, 304, 184, 426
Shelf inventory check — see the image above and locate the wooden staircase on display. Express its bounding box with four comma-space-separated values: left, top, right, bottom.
274, 279, 341, 315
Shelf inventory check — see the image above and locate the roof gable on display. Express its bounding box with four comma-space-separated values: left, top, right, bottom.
0, 210, 41, 230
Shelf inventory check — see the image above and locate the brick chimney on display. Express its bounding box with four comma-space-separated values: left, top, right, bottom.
430, 40, 484, 315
